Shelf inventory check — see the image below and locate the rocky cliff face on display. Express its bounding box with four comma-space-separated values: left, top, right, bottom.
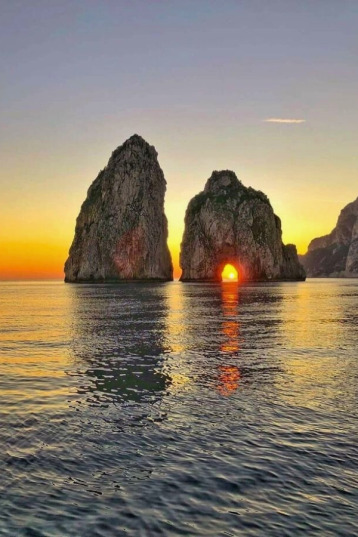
180, 170, 305, 282
65, 135, 173, 282
301, 198, 358, 277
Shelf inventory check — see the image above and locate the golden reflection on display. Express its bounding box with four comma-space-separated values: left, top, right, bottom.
277, 281, 351, 410
164, 282, 186, 353
221, 263, 239, 282
217, 365, 240, 396
168, 372, 191, 393
163, 282, 193, 393
0, 281, 73, 415
218, 282, 241, 396
221, 283, 240, 353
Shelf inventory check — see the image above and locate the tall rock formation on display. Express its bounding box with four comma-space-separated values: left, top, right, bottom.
65, 135, 173, 282
180, 170, 305, 282
301, 197, 358, 277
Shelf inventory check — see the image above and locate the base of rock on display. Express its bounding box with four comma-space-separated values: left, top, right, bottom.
180, 276, 306, 282
64, 277, 172, 283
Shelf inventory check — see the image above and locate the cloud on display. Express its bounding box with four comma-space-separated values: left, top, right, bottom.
264, 118, 306, 124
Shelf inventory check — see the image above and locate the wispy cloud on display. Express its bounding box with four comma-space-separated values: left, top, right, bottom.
264, 118, 306, 124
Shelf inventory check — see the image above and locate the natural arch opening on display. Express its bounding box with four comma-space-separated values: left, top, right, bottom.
221, 264, 239, 282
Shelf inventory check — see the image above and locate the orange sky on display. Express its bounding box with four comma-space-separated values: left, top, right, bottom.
0, 178, 352, 281
1, 135, 356, 281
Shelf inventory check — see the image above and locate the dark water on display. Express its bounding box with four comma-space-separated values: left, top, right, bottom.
0, 280, 357, 536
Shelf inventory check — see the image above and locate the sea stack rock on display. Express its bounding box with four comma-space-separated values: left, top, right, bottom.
180, 170, 305, 282
65, 135, 173, 282
301, 197, 358, 277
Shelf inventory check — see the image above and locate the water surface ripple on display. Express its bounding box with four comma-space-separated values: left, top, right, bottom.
0, 280, 357, 536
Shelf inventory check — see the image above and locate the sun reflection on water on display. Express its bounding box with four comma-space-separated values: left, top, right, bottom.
218, 282, 241, 395
220, 282, 240, 354
217, 365, 240, 396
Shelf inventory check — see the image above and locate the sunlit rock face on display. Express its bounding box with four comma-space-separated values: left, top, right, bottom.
301, 197, 358, 277
180, 170, 305, 282
65, 134, 173, 282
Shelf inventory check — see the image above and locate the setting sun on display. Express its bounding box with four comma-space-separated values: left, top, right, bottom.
221, 264, 239, 282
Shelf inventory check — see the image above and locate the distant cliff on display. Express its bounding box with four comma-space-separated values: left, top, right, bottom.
301, 198, 358, 277
180, 170, 305, 281
65, 135, 173, 282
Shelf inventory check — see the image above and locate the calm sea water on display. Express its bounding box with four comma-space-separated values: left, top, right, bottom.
0, 280, 357, 536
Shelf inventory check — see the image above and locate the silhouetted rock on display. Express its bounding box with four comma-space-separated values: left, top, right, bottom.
301, 198, 358, 277
180, 170, 305, 281
65, 135, 173, 282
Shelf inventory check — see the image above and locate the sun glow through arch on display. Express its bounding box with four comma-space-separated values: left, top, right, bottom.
221, 264, 239, 282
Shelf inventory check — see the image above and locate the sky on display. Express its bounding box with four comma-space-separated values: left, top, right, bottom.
1, 0, 357, 279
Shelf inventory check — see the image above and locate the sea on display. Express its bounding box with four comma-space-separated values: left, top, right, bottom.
0, 279, 357, 536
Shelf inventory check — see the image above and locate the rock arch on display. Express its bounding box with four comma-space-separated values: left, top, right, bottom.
180, 170, 305, 282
